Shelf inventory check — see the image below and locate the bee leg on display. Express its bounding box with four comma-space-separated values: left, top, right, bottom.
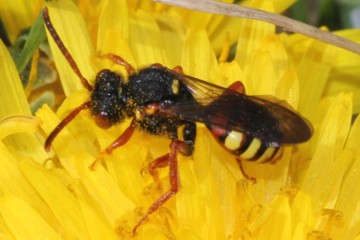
89, 119, 136, 169
144, 122, 196, 190
182, 122, 196, 155
98, 53, 136, 74
144, 153, 170, 191
235, 158, 257, 184
45, 101, 92, 152
146, 122, 196, 187
133, 139, 190, 236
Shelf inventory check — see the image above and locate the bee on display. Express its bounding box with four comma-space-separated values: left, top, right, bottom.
42, 7, 312, 235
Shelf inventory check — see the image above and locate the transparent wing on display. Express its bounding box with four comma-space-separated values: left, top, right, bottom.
157, 68, 313, 146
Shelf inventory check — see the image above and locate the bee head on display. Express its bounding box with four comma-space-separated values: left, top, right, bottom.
90, 69, 127, 129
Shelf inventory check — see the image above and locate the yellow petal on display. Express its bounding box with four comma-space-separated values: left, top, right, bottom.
97, 0, 129, 46
274, 0, 296, 13
291, 222, 308, 240
75, 152, 135, 226
300, 93, 352, 208
245, 50, 277, 95
176, 131, 209, 237
178, 141, 226, 239
218, 61, 245, 88
208, 137, 239, 236
0, 115, 39, 140
251, 196, 291, 240
276, 69, 300, 108
259, 35, 289, 79
181, 28, 219, 82
0, 144, 59, 229
245, 148, 291, 203
0, 193, 62, 240
326, 115, 360, 239
20, 159, 90, 239
177, 228, 202, 240
96, 0, 137, 74
180, 6, 212, 30
345, 114, 360, 153
0, 0, 41, 43
100, 30, 136, 73
354, 235, 360, 240
0, 40, 30, 116
136, 225, 168, 240
324, 29, 360, 113
235, 1, 276, 67
104, 130, 149, 205
155, 11, 186, 67
5, 1, 357, 239
209, 16, 243, 54
0, 38, 46, 160
291, 191, 314, 231
286, 32, 340, 117
207, 0, 289, 54
36, 103, 97, 169
129, 11, 169, 66
70, 181, 119, 240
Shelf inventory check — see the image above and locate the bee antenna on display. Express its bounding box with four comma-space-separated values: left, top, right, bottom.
42, 7, 93, 91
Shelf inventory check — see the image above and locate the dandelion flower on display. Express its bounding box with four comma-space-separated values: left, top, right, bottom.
1, 0, 360, 239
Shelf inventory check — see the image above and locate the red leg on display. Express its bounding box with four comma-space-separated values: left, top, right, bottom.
102, 120, 136, 154
144, 153, 170, 191
142, 137, 192, 191
133, 140, 183, 236
236, 158, 256, 184
89, 120, 136, 169
147, 154, 170, 170
45, 101, 92, 151
99, 53, 135, 75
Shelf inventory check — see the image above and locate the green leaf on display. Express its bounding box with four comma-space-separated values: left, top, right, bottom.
15, 10, 46, 73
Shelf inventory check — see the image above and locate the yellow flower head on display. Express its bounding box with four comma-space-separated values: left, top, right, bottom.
1, 0, 360, 239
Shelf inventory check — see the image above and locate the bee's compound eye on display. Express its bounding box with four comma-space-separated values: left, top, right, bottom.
94, 113, 111, 129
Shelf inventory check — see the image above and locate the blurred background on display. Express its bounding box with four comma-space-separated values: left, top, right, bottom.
290, 0, 360, 29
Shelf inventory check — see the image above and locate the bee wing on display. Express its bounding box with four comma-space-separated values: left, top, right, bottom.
158, 69, 312, 146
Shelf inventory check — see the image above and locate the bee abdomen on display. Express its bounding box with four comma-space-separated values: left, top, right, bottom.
209, 126, 281, 162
